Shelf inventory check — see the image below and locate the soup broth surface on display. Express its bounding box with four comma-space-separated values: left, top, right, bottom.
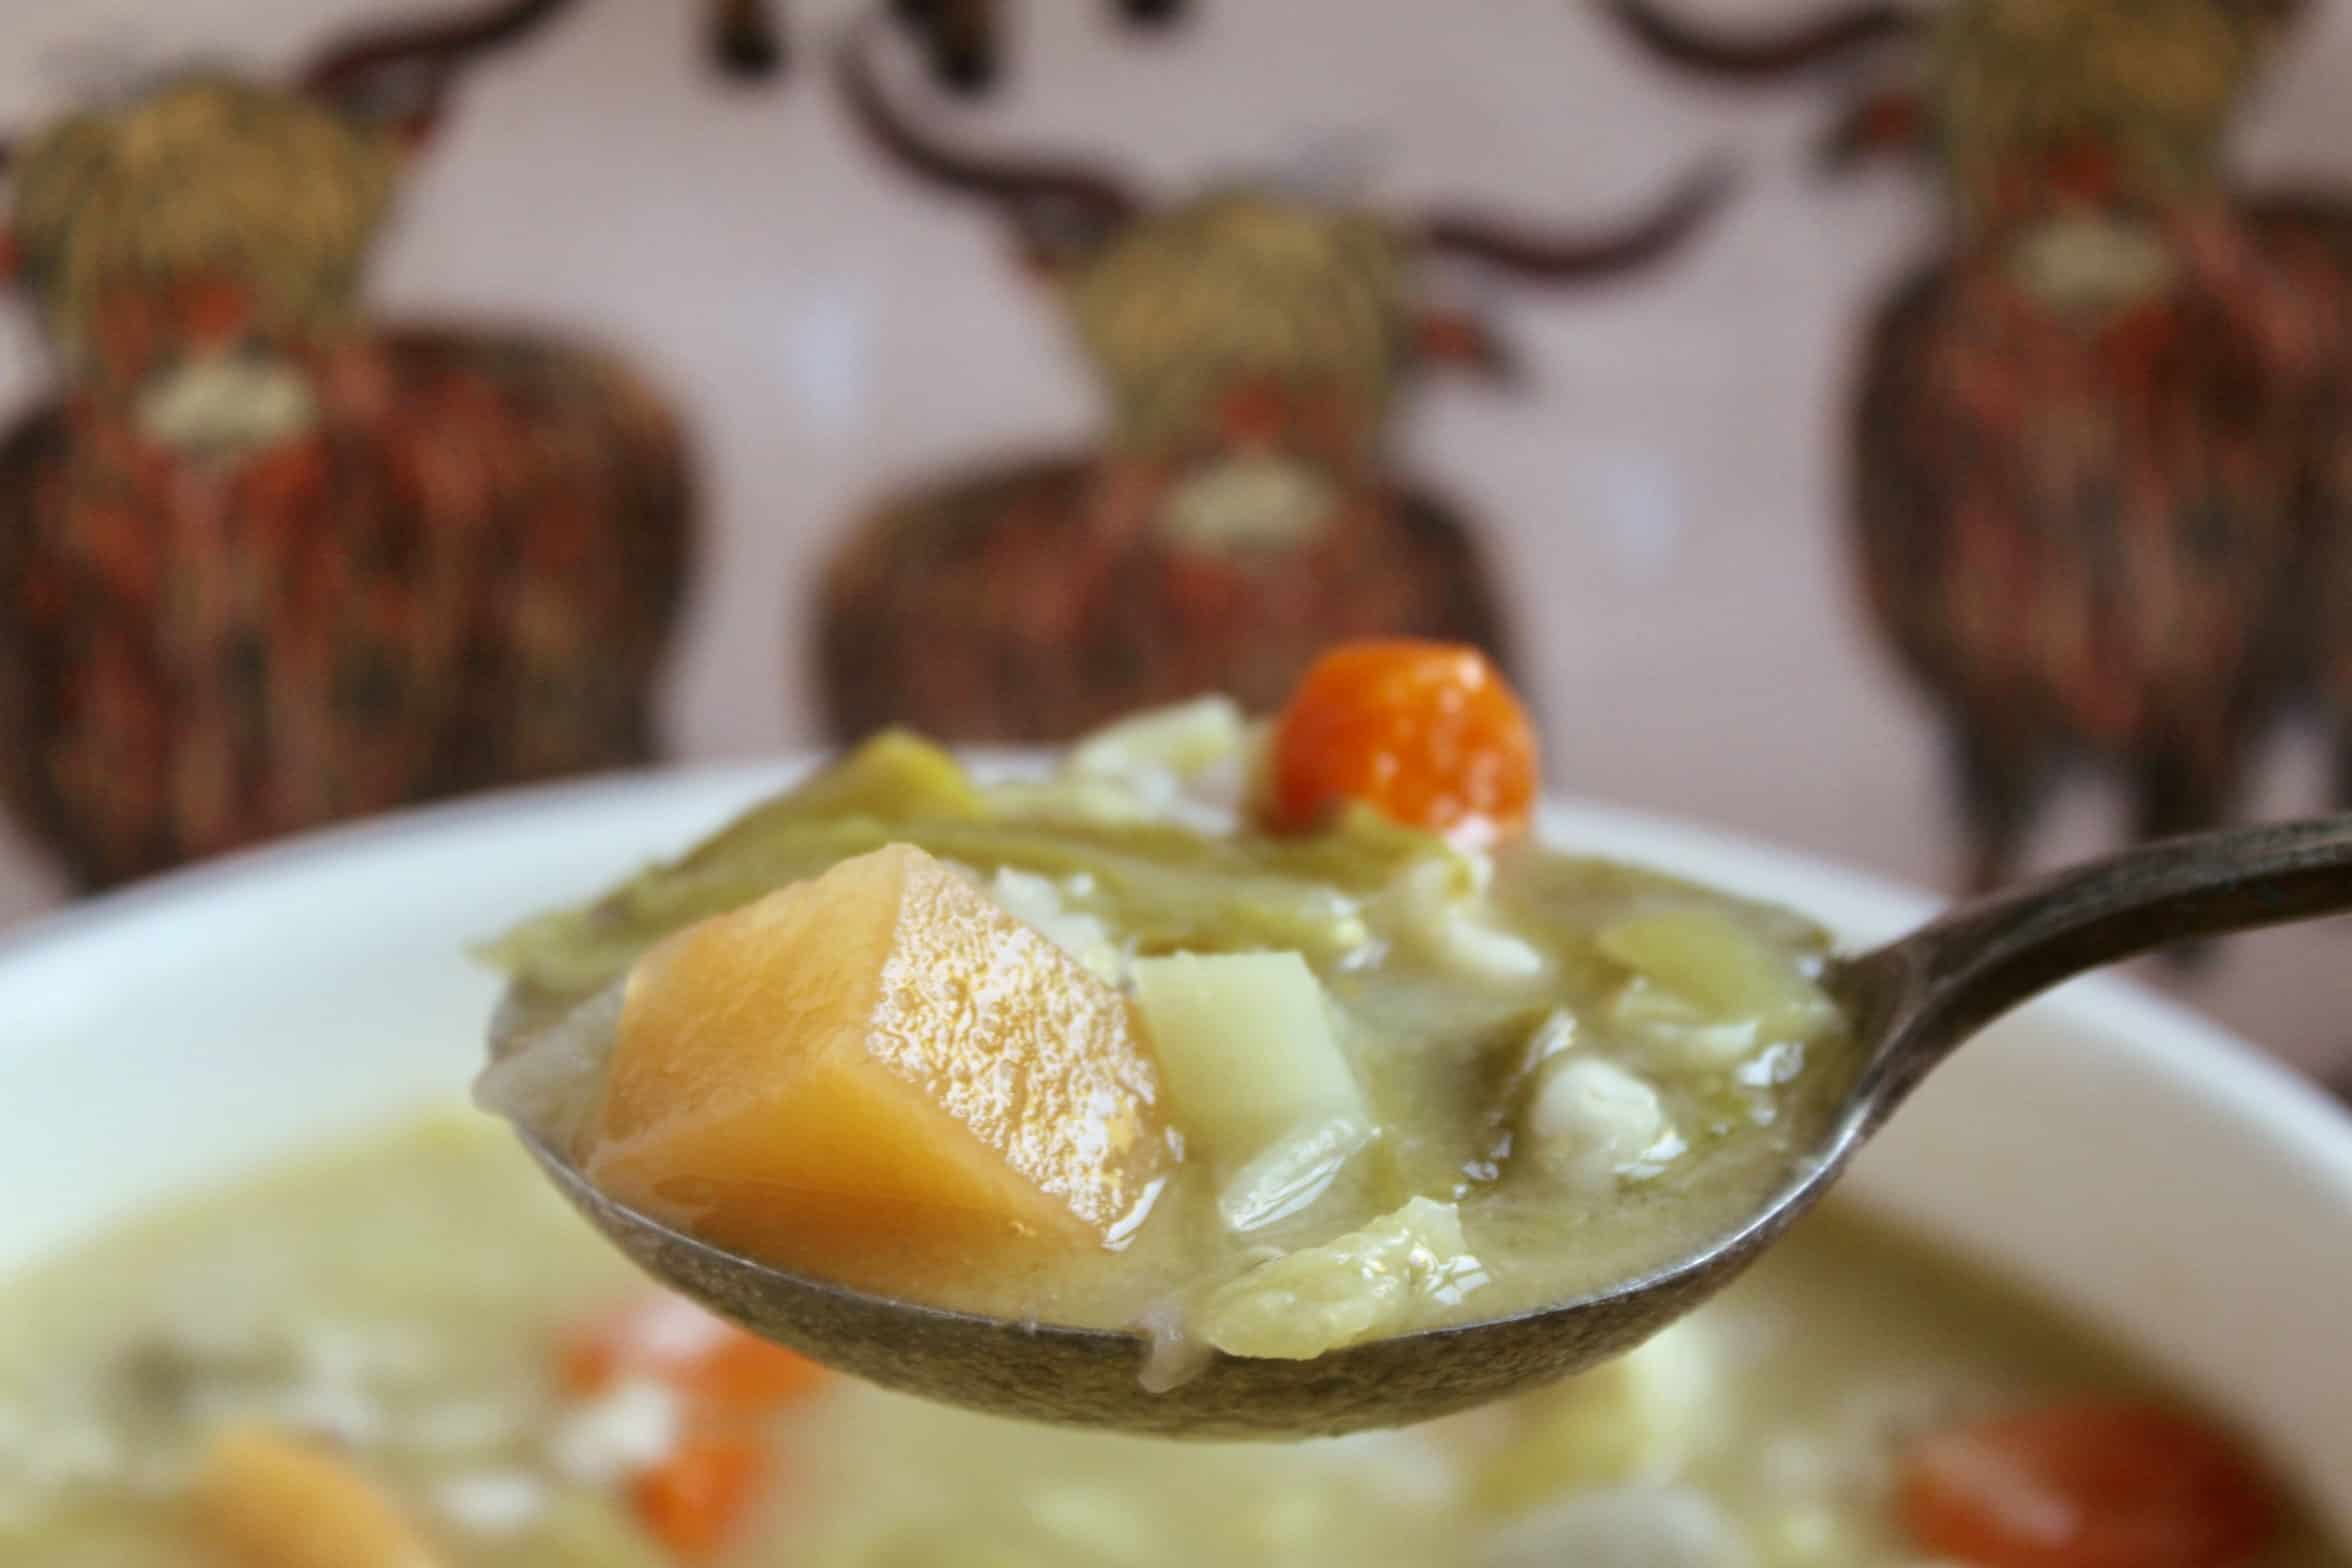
0, 1111, 2334, 1567
484, 725, 1863, 1355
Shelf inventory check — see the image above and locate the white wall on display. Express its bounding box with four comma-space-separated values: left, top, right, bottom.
2, 0, 2347, 1073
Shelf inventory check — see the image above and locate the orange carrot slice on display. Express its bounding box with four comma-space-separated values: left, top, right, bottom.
629, 1430, 769, 1562
559, 1293, 825, 1417
1898, 1400, 2277, 1568
1266, 640, 1537, 840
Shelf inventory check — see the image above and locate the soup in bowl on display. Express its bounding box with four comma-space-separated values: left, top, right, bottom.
476, 657, 1865, 1377
0, 749, 2345, 1565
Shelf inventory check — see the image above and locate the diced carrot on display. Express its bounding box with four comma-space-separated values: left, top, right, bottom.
686, 1324, 828, 1417
1265, 640, 1537, 840
558, 1293, 825, 1416
630, 1430, 769, 1562
1897, 1400, 2278, 1568
558, 1296, 818, 1560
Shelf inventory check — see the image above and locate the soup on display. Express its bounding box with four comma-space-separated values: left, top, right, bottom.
0, 1110, 2329, 1567
482, 649, 1861, 1361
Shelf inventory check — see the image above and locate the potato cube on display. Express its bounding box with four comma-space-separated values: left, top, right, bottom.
583, 844, 1175, 1280
1128, 951, 1369, 1169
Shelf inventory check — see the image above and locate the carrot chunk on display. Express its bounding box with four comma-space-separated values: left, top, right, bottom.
558, 1293, 826, 1416
630, 1430, 769, 1562
1265, 640, 1536, 840
1897, 1400, 2278, 1568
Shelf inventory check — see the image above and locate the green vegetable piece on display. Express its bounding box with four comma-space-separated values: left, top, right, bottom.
1596, 907, 1839, 1057
684, 730, 981, 868
1198, 1196, 1490, 1359
479, 735, 977, 993
1216, 1115, 1376, 1233
1067, 695, 1245, 778
481, 743, 1475, 1003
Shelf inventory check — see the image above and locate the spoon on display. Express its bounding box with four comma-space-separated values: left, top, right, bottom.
510, 813, 2352, 1439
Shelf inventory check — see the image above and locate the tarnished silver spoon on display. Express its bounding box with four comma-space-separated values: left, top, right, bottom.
506, 814, 2352, 1439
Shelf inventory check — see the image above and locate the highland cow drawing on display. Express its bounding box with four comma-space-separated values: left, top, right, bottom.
702, 0, 1190, 90
816, 25, 1734, 745
1610, 0, 2352, 893
0, 0, 695, 889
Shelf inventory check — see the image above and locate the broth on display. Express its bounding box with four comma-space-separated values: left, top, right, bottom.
482, 722, 1860, 1357
0, 1110, 2334, 1567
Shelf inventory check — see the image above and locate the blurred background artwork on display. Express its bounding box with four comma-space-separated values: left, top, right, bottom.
0, 0, 2345, 1076
881, 0, 1191, 95
1614, 0, 2352, 903
817, 25, 1729, 744
699, 0, 1197, 93
0, 0, 694, 888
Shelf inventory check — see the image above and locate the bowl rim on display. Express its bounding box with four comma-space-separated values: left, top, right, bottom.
0, 755, 2338, 1085
9, 752, 2346, 1233
4, 757, 2351, 1518
8, 754, 2348, 1143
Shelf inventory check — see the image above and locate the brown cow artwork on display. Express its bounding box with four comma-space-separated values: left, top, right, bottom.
703, 0, 1190, 91
889, 0, 1190, 94
708, 0, 791, 79
1606, 0, 2352, 896
0, 0, 696, 890
815, 24, 1736, 747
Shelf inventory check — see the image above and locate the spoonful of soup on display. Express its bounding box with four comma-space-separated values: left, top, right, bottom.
475, 642, 2352, 1439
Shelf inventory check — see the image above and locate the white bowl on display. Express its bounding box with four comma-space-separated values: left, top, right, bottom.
3, 764, 2348, 1529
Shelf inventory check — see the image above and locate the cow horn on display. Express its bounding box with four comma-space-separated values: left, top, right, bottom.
710, 0, 787, 80
1415, 158, 1737, 282
835, 19, 1140, 263
301, 0, 583, 130
1600, 0, 1918, 82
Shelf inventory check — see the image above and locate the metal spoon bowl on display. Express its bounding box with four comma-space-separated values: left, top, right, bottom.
512, 813, 2352, 1439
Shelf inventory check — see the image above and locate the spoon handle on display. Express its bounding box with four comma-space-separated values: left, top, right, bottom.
1839, 814, 2352, 1107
